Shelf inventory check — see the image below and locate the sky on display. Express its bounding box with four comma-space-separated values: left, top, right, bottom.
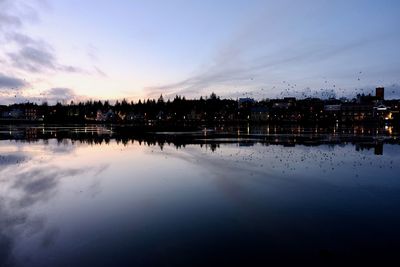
0, 0, 399, 104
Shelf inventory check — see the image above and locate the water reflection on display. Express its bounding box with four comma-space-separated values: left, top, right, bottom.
0, 125, 400, 266
0, 140, 110, 267
0, 124, 398, 155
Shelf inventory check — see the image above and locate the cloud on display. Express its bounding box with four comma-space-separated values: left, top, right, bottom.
0, 13, 22, 30
12, 166, 87, 208
44, 87, 75, 98
0, 1, 22, 30
0, 87, 87, 105
0, 217, 14, 266
39, 87, 82, 104
6, 32, 38, 46
0, 1, 86, 77
145, 1, 399, 100
0, 154, 27, 166
0, 73, 27, 89
146, 35, 391, 99
8, 45, 56, 73
0, 138, 108, 265
41, 227, 60, 248
6, 33, 85, 74
94, 66, 107, 77
0, 1, 41, 32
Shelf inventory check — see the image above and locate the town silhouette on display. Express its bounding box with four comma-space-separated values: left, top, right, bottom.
1, 87, 398, 125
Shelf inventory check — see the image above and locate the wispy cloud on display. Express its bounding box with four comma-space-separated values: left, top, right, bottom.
0, 0, 103, 104
0, 87, 87, 105
8, 45, 57, 73
145, 0, 398, 100
94, 66, 107, 78
0, 73, 27, 89
0, 0, 23, 30
0, 0, 42, 33
0, 12, 22, 29
146, 35, 391, 99
39, 87, 81, 103
6, 32, 86, 74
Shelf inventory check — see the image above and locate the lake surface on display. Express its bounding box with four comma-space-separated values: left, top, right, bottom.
1, 125, 400, 266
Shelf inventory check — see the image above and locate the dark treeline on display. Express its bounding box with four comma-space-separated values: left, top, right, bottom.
1, 93, 237, 123
0, 90, 399, 124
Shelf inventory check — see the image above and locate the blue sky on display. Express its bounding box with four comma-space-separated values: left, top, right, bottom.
0, 0, 399, 103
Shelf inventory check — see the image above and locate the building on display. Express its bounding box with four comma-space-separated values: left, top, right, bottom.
324, 105, 341, 112
95, 109, 115, 121
376, 87, 384, 100
238, 98, 255, 108
25, 108, 38, 120
373, 104, 392, 121
341, 103, 374, 123
1, 108, 24, 119
250, 107, 269, 122
323, 104, 341, 121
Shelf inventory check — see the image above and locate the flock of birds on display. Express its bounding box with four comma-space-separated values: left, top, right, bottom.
191, 140, 397, 181
2, 73, 398, 103
227, 72, 398, 100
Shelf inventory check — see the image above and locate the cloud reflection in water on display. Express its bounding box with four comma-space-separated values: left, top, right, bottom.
0, 133, 400, 266
0, 140, 109, 266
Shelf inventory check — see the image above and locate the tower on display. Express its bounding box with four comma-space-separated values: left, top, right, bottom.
376, 87, 384, 100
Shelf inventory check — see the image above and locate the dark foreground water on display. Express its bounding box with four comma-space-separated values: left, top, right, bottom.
1, 125, 400, 266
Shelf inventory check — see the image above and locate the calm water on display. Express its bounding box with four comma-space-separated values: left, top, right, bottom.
1, 125, 400, 266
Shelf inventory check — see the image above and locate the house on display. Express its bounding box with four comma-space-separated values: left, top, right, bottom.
96, 109, 115, 121
96, 110, 106, 121
25, 107, 38, 120
117, 111, 126, 121
104, 110, 115, 121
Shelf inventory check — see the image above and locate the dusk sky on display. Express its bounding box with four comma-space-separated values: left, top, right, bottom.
0, 0, 399, 104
